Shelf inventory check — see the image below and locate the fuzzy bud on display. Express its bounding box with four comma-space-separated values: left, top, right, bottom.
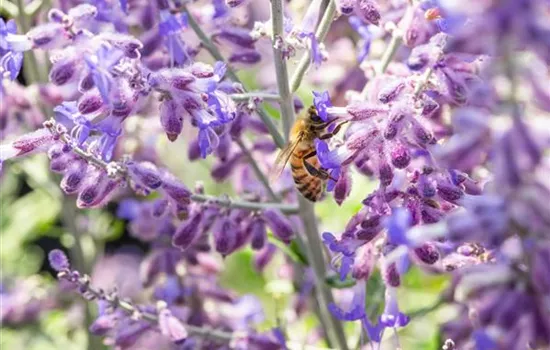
263, 209, 294, 243
49, 59, 78, 85
213, 216, 237, 255
378, 80, 406, 104
336, 0, 355, 15
160, 100, 184, 142
379, 161, 394, 186
390, 145, 411, 169
161, 172, 192, 205
248, 217, 267, 250
356, 0, 381, 25
126, 161, 163, 190
27, 23, 68, 49
60, 161, 88, 194
78, 92, 104, 115
437, 183, 463, 203
413, 243, 440, 264
382, 262, 400, 287
172, 212, 203, 249
226, 0, 247, 8
229, 50, 262, 64
254, 244, 276, 271
48, 249, 70, 271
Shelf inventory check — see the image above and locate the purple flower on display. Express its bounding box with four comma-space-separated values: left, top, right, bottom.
84, 44, 124, 104
158, 308, 188, 344
159, 10, 192, 66
0, 19, 26, 82
349, 16, 373, 62
312, 90, 332, 121
328, 283, 386, 343
379, 288, 410, 328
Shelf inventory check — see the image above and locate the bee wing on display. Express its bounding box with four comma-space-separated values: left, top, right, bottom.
269, 133, 303, 182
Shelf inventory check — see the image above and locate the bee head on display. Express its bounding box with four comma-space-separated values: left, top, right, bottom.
308, 105, 323, 124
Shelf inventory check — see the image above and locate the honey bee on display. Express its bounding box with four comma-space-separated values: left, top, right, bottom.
271, 106, 346, 202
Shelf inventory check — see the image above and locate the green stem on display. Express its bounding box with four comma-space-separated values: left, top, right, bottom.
182, 6, 285, 149
270, 0, 295, 140
289, 0, 336, 93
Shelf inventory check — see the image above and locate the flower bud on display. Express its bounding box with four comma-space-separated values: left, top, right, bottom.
226, 0, 247, 7
152, 199, 169, 217
390, 145, 411, 169
212, 27, 255, 49
60, 161, 88, 194
356, 0, 381, 25
161, 172, 192, 205
263, 209, 294, 243
437, 182, 463, 203
78, 92, 104, 114
334, 169, 352, 205
126, 161, 163, 190
27, 23, 68, 49
248, 217, 267, 250
382, 262, 400, 287
49, 58, 78, 85
254, 244, 276, 271
213, 216, 237, 255
378, 80, 406, 104
172, 212, 203, 249
102, 33, 142, 59
158, 308, 188, 344
160, 99, 184, 142
229, 50, 262, 64
78, 73, 95, 92
336, 0, 355, 15
421, 95, 439, 116
48, 249, 70, 271
68, 4, 98, 23
379, 161, 394, 186
413, 243, 439, 264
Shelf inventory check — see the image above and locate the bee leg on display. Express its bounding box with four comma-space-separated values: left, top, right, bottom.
302, 151, 339, 182
319, 121, 350, 140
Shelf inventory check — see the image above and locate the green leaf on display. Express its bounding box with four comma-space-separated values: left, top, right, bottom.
267, 234, 308, 265
365, 270, 385, 321
325, 274, 356, 289
401, 266, 450, 292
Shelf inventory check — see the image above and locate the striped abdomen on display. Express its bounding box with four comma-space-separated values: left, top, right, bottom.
290, 148, 324, 202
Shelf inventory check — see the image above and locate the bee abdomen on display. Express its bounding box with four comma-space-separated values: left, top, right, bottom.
290, 154, 323, 202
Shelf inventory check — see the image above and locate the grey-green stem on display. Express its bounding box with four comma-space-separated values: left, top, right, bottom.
289, 0, 336, 93
43, 120, 298, 214
60, 269, 235, 342
269, 0, 349, 347
230, 92, 281, 102
182, 5, 285, 149
270, 0, 295, 139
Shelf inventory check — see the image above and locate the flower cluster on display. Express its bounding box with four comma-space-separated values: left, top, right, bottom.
2, 0, 550, 349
